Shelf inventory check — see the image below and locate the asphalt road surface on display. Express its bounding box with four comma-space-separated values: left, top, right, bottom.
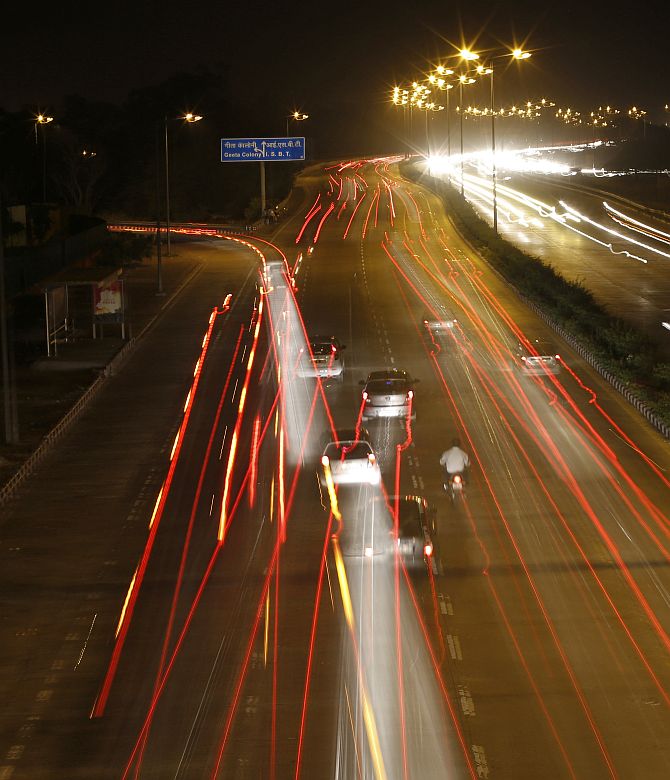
428, 159, 670, 356
2, 158, 670, 779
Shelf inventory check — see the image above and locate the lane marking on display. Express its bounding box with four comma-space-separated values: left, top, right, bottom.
472, 745, 489, 778
447, 634, 463, 661
74, 613, 97, 670
458, 685, 475, 716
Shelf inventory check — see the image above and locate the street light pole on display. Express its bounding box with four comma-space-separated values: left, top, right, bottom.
459, 81, 465, 195
155, 127, 164, 295
446, 87, 452, 160
164, 116, 171, 257
161, 112, 203, 259
35, 114, 54, 202
490, 64, 498, 233
460, 46, 531, 231
0, 196, 19, 444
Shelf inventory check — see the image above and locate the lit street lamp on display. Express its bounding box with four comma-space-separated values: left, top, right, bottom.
286, 110, 309, 137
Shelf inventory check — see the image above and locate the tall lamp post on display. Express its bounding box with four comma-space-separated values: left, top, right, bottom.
35, 113, 54, 202
428, 68, 455, 158
460, 47, 531, 233
457, 74, 476, 195
277, 111, 309, 216
164, 111, 202, 258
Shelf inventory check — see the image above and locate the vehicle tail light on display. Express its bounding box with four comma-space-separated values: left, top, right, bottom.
407, 389, 414, 400
362, 391, 368, 400
424, 544, 433, 557
453, 474, 462, 484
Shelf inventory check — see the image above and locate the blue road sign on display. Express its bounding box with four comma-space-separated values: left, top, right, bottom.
220, 137, 306, 162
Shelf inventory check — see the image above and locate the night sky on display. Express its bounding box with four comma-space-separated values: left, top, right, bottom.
2, 0, 667, 143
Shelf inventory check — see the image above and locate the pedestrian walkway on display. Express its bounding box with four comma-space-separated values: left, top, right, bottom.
0, 237, 258, 778
0, 248, 200, 491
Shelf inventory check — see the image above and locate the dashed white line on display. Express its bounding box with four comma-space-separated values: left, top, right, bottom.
447, 634, 463, 660
458, 684, 475, 716
472, 745, 489, 778
438, 593, 454, 615
219, 425, 229, 460
74, 613, 97, 670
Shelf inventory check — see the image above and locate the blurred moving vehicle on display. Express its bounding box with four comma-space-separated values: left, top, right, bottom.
298, 336, 345, 380
444, 471, 466, 502
360, 368, 416, 421
264, 260, 290, 289
423, 315, 457, 334
517, 338, 561, 375
320, 440, 380, 486
392, 495, 435, 571
320, 427, 371, 451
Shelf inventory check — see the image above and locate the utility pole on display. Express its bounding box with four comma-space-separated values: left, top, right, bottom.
0, 197, 19, 443
155, 129, 164, 295
260, 161, 266, 217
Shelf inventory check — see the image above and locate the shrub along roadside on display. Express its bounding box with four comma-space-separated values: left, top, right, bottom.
399, 160, 670, 432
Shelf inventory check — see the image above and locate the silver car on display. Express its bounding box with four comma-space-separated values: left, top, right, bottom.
517, 339, 561, 376
360, 369, 416, 421
298, 336, 345, 380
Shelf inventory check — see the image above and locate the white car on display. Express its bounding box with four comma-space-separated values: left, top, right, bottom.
320, 440, 380, 486
517, 339, 561, 376
298, 337, 345, 380
423, 316, 457, 334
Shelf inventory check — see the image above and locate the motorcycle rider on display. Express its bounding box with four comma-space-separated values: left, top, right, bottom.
439, 437, 470, 479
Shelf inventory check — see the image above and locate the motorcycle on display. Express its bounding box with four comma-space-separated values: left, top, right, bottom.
443, 471, 466, 502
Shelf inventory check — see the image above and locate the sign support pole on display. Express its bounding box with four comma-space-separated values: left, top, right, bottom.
260, 161, 266, 217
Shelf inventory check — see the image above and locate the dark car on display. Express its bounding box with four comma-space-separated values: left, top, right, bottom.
392, 495, 435, 571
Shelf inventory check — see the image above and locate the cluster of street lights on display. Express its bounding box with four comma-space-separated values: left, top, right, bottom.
460, 98, 555, 120
555, 104, 650, 129
391, 46, 533, 231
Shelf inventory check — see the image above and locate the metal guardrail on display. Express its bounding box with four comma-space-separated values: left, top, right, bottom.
0, 373, 107, 507
521, 297, 670, 439
107, 221, 256, 235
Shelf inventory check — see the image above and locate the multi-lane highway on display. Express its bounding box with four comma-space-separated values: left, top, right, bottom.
5, 158, 670, 779
425, 154, 670, 355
